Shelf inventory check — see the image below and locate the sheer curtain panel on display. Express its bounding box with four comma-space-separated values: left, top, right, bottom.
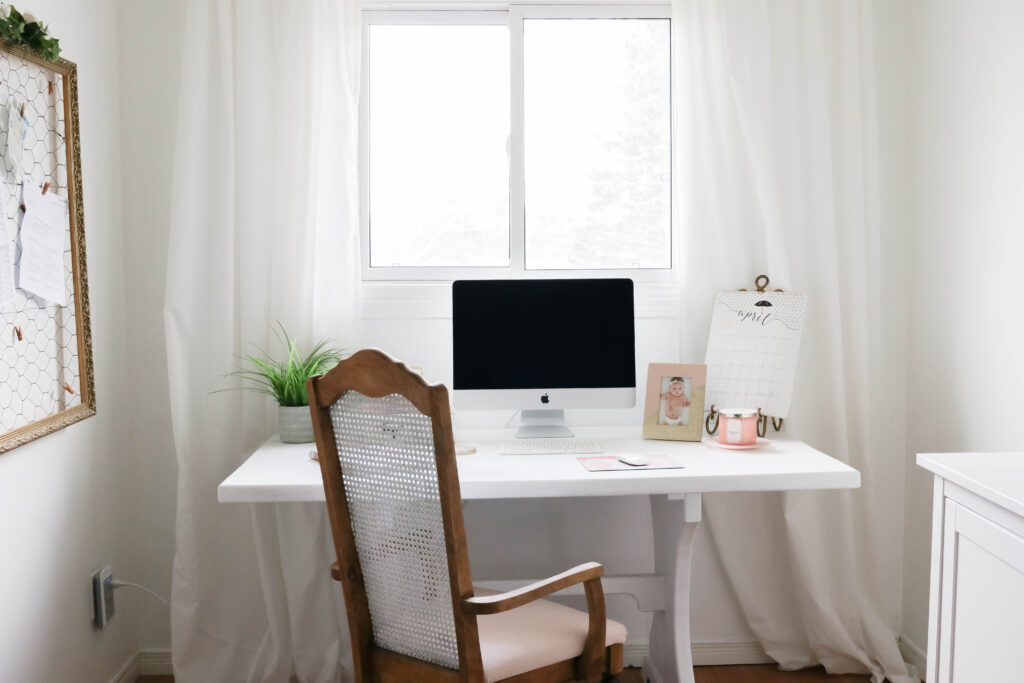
164, 0, 362, 680
672, 1, 915, 682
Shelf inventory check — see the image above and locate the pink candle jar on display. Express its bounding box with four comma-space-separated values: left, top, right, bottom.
718, 408, 759, 447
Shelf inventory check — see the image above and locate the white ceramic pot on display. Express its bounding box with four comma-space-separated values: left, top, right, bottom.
278, 405, 314, 443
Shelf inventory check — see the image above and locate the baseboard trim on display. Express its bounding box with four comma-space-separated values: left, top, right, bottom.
140, 648, 173, 675
108, 653, 139, 683
623, 641, 649, 668
692, 640, 773, 666
114, 640, 772, 679
624, 640, 772, 669
898, 634, 926, 681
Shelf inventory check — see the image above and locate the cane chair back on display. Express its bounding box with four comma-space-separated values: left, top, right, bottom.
308, 349, 483, 681
328, 390, 458, 667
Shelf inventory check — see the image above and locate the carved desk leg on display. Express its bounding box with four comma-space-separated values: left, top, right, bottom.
643, 493, 701, 683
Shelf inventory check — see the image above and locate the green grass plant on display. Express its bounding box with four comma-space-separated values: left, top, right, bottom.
225, 324, 344, 407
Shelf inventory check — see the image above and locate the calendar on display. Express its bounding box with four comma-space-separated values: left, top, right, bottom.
704, 289, 806, 418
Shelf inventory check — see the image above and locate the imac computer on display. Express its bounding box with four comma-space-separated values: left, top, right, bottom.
452, 278, 636, 438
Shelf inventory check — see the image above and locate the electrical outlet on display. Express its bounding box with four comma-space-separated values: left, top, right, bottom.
92, 565, 114, 628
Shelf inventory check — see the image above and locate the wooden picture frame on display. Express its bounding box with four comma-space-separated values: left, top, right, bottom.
0, 42, 95, 454
642, 363, 706, 442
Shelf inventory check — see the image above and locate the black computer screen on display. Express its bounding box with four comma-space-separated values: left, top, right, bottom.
452, 279, 636, 390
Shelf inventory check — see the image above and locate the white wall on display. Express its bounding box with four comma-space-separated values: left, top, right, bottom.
902, 0, 1024, 655
117, 0, 183, 653
0, 0, 137, 680
872, 0, 912, 638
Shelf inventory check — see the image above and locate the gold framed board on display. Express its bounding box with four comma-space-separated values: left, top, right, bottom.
0, 41, 94, 454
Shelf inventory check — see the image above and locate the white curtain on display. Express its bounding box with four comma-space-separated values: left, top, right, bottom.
673, 1, 914, 682
164, 0, 361, 680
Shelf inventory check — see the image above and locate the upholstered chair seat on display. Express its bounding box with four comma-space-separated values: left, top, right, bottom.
475, 587, 628, 682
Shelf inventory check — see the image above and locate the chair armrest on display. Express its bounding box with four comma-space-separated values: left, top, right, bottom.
461, 562, 603, 615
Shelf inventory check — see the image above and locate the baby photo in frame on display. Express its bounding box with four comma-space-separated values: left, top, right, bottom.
642, 363, 707, 442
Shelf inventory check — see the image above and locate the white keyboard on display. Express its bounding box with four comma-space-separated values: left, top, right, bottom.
498, 439, 604, 455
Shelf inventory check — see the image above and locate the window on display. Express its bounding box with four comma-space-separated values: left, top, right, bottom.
367, 18, 510, 269
362, 6, 672, 280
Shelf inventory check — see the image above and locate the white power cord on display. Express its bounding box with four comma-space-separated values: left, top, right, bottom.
110, 579, 169, 606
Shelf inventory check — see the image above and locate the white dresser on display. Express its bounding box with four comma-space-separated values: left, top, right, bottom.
918, 453, 1024, 683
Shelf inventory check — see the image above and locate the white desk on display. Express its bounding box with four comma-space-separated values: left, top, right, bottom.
219, 427, 859, 683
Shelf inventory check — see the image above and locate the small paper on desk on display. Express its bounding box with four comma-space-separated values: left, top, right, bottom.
577, 454, 684, 472
17, 183, 67, 305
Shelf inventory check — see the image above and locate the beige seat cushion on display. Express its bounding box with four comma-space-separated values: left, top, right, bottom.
474, 587, 627, 682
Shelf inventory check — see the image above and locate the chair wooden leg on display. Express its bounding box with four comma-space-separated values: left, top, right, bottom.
605, 643, 624, 675
599, 644, 624, 682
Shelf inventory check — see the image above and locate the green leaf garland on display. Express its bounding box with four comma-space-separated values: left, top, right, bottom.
0, 5, 61, 62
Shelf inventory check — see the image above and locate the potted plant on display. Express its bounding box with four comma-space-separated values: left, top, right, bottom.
226, 325, 344, 443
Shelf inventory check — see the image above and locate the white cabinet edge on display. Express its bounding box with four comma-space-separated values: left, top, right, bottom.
917, 452, 1024, 521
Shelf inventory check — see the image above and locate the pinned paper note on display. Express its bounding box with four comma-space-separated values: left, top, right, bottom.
17, 183, 66, 305
0, 184, 14, 308
6, 97, 26, 180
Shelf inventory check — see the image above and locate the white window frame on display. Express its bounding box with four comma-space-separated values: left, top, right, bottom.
360, 4, 673, 282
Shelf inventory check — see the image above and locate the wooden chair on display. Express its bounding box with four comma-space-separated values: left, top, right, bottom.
307, 348, 626, 683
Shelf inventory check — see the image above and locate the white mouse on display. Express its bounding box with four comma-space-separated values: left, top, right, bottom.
617, 453, 649, 467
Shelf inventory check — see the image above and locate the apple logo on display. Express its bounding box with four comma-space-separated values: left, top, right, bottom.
540, 393, 550, 404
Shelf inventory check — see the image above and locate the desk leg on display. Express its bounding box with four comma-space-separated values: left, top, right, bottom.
643, 493, 701, 683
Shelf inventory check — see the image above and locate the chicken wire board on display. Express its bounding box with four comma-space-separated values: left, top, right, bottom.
0, 42, 94, 455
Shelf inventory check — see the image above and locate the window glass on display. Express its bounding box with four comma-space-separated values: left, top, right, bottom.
523, 19, 671, 269
368, 24, 510, 267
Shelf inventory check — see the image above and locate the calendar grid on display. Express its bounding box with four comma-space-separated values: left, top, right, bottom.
704, 290, 806, 418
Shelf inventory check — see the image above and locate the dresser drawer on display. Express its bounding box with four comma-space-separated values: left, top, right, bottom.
935, 501, 1024, 682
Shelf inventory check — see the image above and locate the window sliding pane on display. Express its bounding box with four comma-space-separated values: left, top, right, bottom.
369, 24, 510, 267
524, 19, 671, 270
